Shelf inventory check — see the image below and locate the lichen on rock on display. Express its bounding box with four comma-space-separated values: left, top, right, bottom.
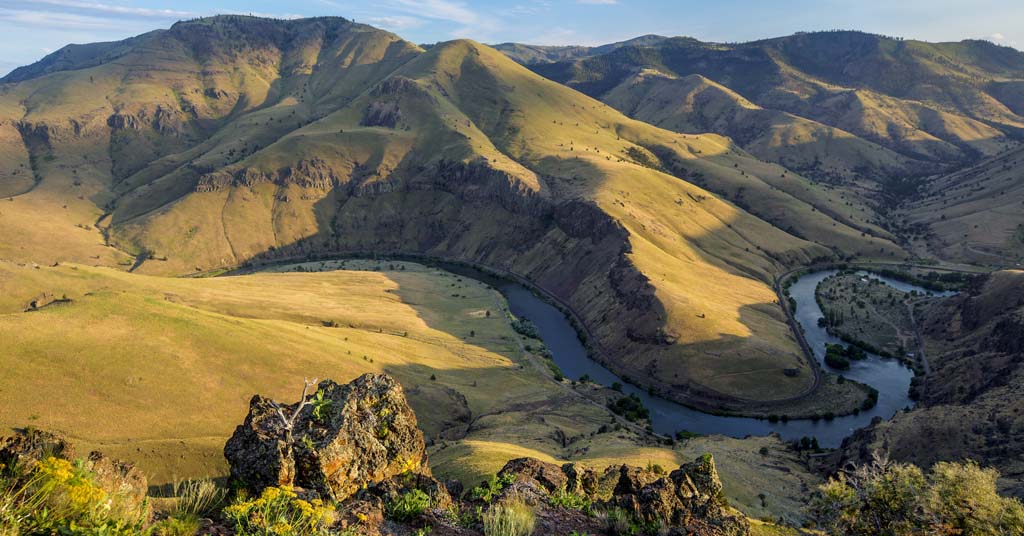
224, 373, 432, 501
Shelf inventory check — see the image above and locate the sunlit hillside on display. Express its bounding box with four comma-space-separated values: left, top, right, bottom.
0, 17, 908, 415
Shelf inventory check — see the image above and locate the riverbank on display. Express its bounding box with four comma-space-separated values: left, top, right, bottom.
247, 257, 953, 448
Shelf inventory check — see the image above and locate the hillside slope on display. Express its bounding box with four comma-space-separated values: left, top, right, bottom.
602, 70, 918, 186
0, 17, 907, 414
525, 32, 1024, 188
0, 259, 679, 488
901, 145, 1024, 266
837, 270, 1024, 496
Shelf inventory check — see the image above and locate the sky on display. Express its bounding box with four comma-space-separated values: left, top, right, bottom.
2, 0, 1023, 76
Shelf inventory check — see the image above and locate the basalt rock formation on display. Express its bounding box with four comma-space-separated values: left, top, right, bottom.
221, 374, 747, 535
491, 455, 748, 536
224, 373, 436, 502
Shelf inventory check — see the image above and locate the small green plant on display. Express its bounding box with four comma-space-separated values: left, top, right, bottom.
152, 513, 201, 536
310, 390, 333, 422
386, 489, 431, 522
645, 461, 666, 475
483, 497, 536, 536
548, 487, 592, 514
471, 472, 516, 503
223, 486, 335, 536
603, 506, 636, 535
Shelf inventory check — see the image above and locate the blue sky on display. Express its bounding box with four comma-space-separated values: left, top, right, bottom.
2, 0, 1023, 76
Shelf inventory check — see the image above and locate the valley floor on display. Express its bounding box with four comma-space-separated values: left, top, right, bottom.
0, 259, 821, 522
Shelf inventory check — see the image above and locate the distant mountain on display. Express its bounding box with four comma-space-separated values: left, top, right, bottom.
601, 70, 921, 185
512, 31, 1024, 188
0, 16, 910, 415
492, 34, 669, 64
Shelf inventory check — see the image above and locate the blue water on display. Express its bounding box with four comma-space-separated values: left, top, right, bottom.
496, 270, 947, 447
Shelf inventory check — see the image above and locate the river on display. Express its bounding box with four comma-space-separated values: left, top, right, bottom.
261, 259, 953, 448
489, 269, 952, 448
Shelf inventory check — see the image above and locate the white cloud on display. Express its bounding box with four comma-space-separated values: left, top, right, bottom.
990, 32, 1006, 41
17, 0, 195, 18
576, 0, 618, 4
365, 15, 425, 31
391, 0, 478, 25
0, 8, 128, 30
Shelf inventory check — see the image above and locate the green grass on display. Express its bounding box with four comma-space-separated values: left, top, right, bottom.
0, 260, 692, 492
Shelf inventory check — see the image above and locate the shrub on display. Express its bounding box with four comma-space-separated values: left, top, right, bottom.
548, 487, 592, 513
386, 489, 431, 522
603, 507, 636, 535
608, 394, 650, 422
152, 513, 202, 536
223, 486, 335, 536
809, 454, 1024, 535
483, 498, 536, 536
0, 456, 149, 535
471, 472, 516, 504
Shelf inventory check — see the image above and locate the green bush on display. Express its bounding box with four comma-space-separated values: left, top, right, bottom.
0, 456, 149, 535
608, 394, 650, 422
548, 488, 592, 513
386, 489, 431, 522
471, 472, 516, 504
809, 455, 1024, 535
152, 513, 201, 536
483, 498, 536, 536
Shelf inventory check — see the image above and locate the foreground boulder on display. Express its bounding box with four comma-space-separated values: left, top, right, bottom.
492, 454, 748, 536
225, 373, 432, 501
0, 429, 148, 513
0, 428, 75, 469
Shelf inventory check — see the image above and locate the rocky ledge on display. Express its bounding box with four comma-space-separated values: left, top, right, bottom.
221, 373, 748, 535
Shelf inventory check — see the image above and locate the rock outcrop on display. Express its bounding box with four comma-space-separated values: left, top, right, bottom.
224, 373, 433, 501
221, 375, 748, 533
0, 429, 148, 512
492, 454, 748, 536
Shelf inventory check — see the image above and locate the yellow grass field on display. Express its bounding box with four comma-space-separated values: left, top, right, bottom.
0, 259, 818, 520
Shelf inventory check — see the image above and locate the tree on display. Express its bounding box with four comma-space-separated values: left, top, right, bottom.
268, 378, 318, 445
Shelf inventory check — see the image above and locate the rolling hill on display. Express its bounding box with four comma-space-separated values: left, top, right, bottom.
0, 16, 910, 416
520, 31, 1024, 192
901, 144, 1024, 266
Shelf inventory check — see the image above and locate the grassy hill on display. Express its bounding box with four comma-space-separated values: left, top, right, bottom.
491, 34, 669, 65
901, 144, 1024, 266
0, 16, 906, 415
525, 31, 1024, 187
48, 25, 904, 413
602, 70, 918, 187
0, 259, 659, 484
